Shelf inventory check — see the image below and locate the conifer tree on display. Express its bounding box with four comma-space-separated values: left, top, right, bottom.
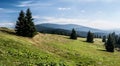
117, 37, 120, 45
105, 34, 115, 52
15, 10, 26, 36
115, 35, 118, 44
86, 31, 94, 43
70, 28, 77, 40
99, 36, 102, 38
94, 35, 96, 38
111, 32, 117, 43
24, 8, 37, 37
102, 36, 106, 42
15, 8, 37, 37
97, 35, 99, 38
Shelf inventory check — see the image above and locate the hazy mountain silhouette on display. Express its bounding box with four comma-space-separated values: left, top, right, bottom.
35, 23, 107, 37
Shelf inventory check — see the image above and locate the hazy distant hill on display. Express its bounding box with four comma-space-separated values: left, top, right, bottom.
35, 23, 107, 37
106, 29, 120, 34
36, 23, 104, 32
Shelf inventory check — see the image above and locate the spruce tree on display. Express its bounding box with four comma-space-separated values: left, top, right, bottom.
94, 35, 96, 38
97, 35, 99, 38
105, 34, 115, 52
111, 32, 117, 44
115, 35, 118, 44
99, 36, 102, 38
70, 28, 77, 40
15, 8, 37, 37
15, 10, 26, 36
86, 31, 94, 43
102, 36, 106, 42
117, 37, 120, 45
24, 8, 37, 37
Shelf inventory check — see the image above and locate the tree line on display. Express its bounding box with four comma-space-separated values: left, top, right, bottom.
70, 29, 94, 43
70, 29, 120, 52
104, 32, 120, 52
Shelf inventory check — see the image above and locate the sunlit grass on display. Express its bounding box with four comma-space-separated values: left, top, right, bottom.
0, 29, 120, 66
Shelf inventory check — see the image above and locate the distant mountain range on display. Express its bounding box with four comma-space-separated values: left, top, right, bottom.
35, 23, 107, 37
106, 29, 120, 34
37, 23, 104, 32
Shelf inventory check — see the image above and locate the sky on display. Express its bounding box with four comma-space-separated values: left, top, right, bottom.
0, 0, 120, 30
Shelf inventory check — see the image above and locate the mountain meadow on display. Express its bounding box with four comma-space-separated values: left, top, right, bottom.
0, 27, 120, 66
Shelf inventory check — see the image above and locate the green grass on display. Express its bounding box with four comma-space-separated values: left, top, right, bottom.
0, 29, 120, 66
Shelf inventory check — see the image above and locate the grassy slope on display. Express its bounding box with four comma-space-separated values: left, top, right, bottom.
0, 29, 120, 66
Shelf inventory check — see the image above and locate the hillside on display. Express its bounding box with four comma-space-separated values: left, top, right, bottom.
36, 23, 103, 32
35, 23, 107, 37
0, 28, 120, 66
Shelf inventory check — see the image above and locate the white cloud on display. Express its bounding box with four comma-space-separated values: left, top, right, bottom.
40, 17, 87, 23
17, 1, 33, 7
85, 20, 120, 30
64, 0, 118, 3
17, 1, 52, 7
82, 0, 115, 2
33, 15, 41, 19
0, 8, 4, 10
0, 22, 15, 28
35, 16, 120, 30
80, 10, 85, 13
58, 7, 71, 11
0, 8, 18, 13
34, 16, 88, 24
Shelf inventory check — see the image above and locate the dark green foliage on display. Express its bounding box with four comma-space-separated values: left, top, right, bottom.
102, 36, 106, 42
111, 32, 117, 43
70, 28, 77, 40
36, 62, 66, 66
86, 31, 94, 43
117, 37, 120, 45
115, 35, 119, 44
109, 32, 119, 45
99, 36, 102, 38
94, 35, 96, 38
15, 8, 37, 37
24, 8, 37, 37
94, 34, 99, 38
105, 34, 115, 52
15, 10, 26, 36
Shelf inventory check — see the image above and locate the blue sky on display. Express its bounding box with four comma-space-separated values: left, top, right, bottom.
0, 0, 120, 30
